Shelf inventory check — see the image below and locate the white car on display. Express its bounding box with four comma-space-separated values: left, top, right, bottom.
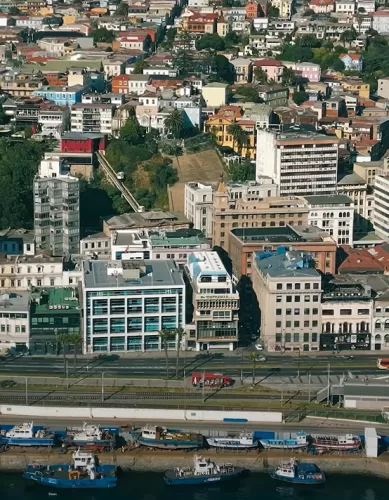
258, 356, 267, 362
255, 344, 263, 351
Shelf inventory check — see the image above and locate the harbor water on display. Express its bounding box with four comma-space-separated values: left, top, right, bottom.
1, 471, 387, 500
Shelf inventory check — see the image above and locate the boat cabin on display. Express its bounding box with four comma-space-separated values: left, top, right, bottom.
5, 422, 34, 438
72, 449, 96, 469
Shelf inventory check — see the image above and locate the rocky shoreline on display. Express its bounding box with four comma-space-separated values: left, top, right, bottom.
0, 449, 389, 477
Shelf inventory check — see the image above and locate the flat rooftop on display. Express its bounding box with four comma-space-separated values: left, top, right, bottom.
31, 288, 80, 315
83, 260, 184, 289
149, 229, 209, 247
304, 194, 353, 205
256, 251, 320, 279
0, 292, 29, 312
231, 225, 332, 244
105, 211, 189, 230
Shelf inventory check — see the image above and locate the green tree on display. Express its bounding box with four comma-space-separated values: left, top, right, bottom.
227, 123, 242, 153
293, 91, 309, 105
174, 327, 185, 379
254, 66, 268, 83
267, 5, 280, 17
298, 34, 322, 48
278, 44, 314, 62
119, 116, 144, 144
332, 58, 345, 72
172, 30, 194, 74
115, 2, 129, 15
196, 33, 225, 51
211, 54, 234, 83
224, 31, 240, 48
91, 27, 115, 43
8, 6, 21, 15
340, 29, 357, 46
164, 108, 184, 139
229, 160, 255, 181
282, 66, 297, 86
249, 352, 260, 385
159, 329, 175, 378
303, 8, 315, 16
132, 59, 149, 74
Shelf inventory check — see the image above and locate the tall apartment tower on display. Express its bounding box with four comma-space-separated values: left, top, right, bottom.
34, 155, 80, 256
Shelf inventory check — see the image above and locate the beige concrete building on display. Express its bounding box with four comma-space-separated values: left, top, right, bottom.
337, 172, 369, 234
378, 77, 389, 100
252, 250, 322, 352
212, 183, 309, 248
201, 82, 228, 107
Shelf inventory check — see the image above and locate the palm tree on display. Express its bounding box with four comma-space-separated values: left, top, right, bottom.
237, 129, 249, 157
174, 327, 185, 379
57, 333, 71, 379
67, 333, 82, 375
158, 329, 175, 378
227, 123, 243, 154
249, 352, 261, 386
164, 109, 184, 139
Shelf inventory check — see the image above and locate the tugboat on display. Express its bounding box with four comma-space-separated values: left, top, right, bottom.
164, 455, 245, 486
65, 423, 114, 451
23, 449, 117, 489
270, 459, 326, 485
0, 422, 55, 447
312, 434, 361, 451
207, 432, 258, 449
260, 432, 308, 450
139, 426, 203, 450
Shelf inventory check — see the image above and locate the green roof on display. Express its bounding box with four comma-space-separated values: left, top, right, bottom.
150, 229, 208, 247
32, 288, 80, 315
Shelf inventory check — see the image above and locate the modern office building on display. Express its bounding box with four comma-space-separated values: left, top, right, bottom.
29, 288, 81, 355
256, 128, 339, 196
304, 194, 354, 246
185, 252, 239, 351
373, 174, 389, 239
34, 156, 80, 256
252, 250, 322, 352
82, 259, 185, 353
228, 225, 337, 280
320, 277, 373, 351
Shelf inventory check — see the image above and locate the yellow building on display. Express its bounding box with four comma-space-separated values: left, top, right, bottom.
205, 106, 256, 159
271, 0, 292, 18
343, 80, 370, 98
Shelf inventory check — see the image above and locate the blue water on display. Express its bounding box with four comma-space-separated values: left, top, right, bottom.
1, 471, 387, 500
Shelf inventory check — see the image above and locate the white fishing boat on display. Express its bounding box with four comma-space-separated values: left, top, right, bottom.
207, 432, 258, 449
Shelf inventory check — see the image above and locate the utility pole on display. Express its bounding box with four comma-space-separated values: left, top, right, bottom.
65, 359, 69, 389
308, 372, 311, 403
101, 372, 105, 402
297, 349, 301, 378
327, 363, 330, 405
202, 369, 205, 402
25, 377, 28, 405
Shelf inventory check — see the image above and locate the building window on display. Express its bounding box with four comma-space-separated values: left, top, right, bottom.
304, 283, 310, 290
312, 308, 318, 315
286, 321, 291, 327
50, 279, 55, 286
285, 332, 291, 342
322, 309, 334, 315
304, 320, 309, 327
286, 309, 292, 315
277, 284, 282, 290
294, 321, 300, 327
340, 309, 352, 315
276, 296, 282, 302
276, 321, 282, 328
286, 284, 292, 290
286, 296, 292, 302
37, 279, 42, 287
295, 283, 301, 290
276, 309, 282, 315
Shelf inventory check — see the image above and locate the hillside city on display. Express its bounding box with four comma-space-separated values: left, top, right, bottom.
0, 0, 389, 359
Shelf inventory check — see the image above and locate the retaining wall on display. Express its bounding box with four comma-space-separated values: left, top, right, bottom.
0, 405, 283, 423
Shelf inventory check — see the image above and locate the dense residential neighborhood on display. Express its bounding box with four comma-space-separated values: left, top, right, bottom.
1, 0, 389, 358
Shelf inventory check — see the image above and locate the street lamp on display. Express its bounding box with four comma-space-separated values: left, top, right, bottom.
25, 377, 28, 405
101, 372, 105, 402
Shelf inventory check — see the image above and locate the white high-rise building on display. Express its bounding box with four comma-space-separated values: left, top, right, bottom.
256, 128, 339, 197
373, 174, 389, 239
34, 155, 80, 256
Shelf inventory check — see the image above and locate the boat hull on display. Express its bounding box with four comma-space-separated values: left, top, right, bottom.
207, 438, 257, 449
164, 467, 245, 486
270, 471, 326, 485
313, 442, 360, 450
23, 464, 117, 489
139, 438, 201, 450
260, 440, 306, 450
0, 437, 54, 447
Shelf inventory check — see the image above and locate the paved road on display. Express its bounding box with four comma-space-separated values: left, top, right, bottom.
0, 354, 380, 379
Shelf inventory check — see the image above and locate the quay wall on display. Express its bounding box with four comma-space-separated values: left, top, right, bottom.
1, 450, 389, 477
0, 405, 283, 423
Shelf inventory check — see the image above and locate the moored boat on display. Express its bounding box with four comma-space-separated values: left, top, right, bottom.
23, 449, 117, 489
260, 432, 307, 450
139, 425, 203, 450
164, 455, 245, 486
270, 459, 325, 485
0, 422, 55, 447
207, 432, 258, 449
312, 434, 361, 450
65, 423, 114, 451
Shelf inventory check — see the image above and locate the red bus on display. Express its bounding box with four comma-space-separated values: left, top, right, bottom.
191, 372, 233, 387
377, 358, 389, 370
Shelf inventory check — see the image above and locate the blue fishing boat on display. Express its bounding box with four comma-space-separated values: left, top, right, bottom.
164, 455, 245, 486
260, 431, 308, 450
270, 459, 326, 485
0, 422, 55, 447
23, 449, 117, 489
139, 425, 203, 450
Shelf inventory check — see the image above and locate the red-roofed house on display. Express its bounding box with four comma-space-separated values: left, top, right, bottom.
119, 33, 151, 51
182, 13, 217, 34
339, 53, 363, 71
254, 58, 284, 82
308, 0, 334, 13
338, 245, 389, 274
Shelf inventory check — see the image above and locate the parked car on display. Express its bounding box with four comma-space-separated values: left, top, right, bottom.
258, 356, 266, 362
255, 344, 264, 351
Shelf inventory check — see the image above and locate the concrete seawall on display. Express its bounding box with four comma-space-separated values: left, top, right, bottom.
2, 450, 389, 478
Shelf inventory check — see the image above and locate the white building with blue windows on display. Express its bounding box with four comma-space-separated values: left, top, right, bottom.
82, 259, 185, 353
